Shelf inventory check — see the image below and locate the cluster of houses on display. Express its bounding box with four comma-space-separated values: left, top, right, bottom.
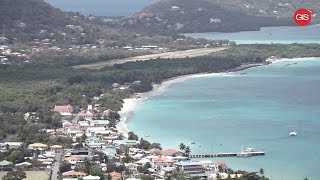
1, 94, 243, 180
47, 103, 243, 179
0, 142, 63, 171
0, 44, 29, 64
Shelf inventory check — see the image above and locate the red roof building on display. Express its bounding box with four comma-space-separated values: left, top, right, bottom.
54, 104, 73, 113
108, 171, 123, 180
62, 170, 87, 177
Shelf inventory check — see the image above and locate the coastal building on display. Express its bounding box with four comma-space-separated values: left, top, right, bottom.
162, 149, 184, 157
151, 157, 175, 170
199, 160, 213, 169
160, 167, 176, 176
174, 161, 205, 174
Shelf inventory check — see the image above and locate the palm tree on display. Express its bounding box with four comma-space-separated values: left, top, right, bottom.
179, 143, 186, 151
184, 146, 191, 157
259, 168, 265, 179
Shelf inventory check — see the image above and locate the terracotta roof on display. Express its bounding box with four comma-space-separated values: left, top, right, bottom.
28, 143, 48, 148
50, 145, 63, 149
152, 157, 174, 163
64, 156, 80, 161
54, 104, 72, 111
109, 171, 122, 178
150, 148, 162, 155
215, 161, 226, 166
62, 170, 87, 176
163, 149, 180, 155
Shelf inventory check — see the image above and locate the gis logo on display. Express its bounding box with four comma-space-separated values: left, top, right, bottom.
294, 8, 314, 26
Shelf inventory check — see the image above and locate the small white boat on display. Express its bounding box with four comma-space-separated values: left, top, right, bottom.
245, 147, 255, 152
238, 146, 255, 158
290, 131, 298, 136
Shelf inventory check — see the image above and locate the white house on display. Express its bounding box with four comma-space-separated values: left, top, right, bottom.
152, 157, 175, 170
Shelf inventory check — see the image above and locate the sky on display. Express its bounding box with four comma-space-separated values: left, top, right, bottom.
46, 0, 158, 16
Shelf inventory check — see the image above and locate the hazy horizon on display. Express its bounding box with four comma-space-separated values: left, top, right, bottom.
46, 0, 158, 16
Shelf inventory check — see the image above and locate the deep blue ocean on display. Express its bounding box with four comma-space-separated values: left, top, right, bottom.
128, 58, 320, 180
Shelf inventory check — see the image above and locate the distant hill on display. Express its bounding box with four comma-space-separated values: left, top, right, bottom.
0, 0, 98, 43
204, 0, 320, 19
112, 0, 320, 35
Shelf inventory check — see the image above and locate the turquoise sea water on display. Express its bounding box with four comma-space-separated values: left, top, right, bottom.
128, 58, 320, 180
186, 24, 320, 44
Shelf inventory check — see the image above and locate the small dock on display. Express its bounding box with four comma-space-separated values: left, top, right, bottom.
189, 151, 265, 158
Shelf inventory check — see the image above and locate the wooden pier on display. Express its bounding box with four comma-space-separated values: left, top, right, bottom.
189, 151, 265, 158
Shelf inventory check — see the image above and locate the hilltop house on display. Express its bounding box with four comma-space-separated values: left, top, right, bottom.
79, 110, 95, 121
54, 104, 73, 115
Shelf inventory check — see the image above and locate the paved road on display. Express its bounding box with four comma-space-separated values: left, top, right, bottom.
51, 152, 63, 180
73, 47, 228, 69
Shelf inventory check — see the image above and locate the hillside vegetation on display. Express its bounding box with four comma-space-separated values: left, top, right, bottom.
113, 0, 320, 35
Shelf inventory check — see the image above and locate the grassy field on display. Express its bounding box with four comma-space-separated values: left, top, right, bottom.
73, 47, 228, 69
0, 171, 49, 180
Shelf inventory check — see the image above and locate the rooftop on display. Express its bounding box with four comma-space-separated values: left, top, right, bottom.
175, 161, 202, 166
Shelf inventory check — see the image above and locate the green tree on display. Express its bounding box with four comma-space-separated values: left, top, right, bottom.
138, 138, 151, 150
2, 170, 26, 180
59, 161, 71, 174
140, 175, 155, 180
128, 132, 139, 140
7, 150, 24, 164
78, 158, 93, 174
149, 143, 162, 150
259, 168, 264, 179
81, 133, 87, 141
184, 146, 191, 157
179, 143, 186, 151
90, 165, 105, 180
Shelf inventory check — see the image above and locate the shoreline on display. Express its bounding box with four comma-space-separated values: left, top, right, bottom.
116, 63, 263, 136
115, 57, 319, 137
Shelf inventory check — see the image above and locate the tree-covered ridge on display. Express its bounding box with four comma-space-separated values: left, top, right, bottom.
205, 0, 320, 19
115, 0, 295, 35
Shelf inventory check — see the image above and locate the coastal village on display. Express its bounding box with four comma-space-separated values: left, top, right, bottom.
0, 86, 247, 180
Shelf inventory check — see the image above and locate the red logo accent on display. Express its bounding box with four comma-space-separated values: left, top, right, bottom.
294, 8, 313, 26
